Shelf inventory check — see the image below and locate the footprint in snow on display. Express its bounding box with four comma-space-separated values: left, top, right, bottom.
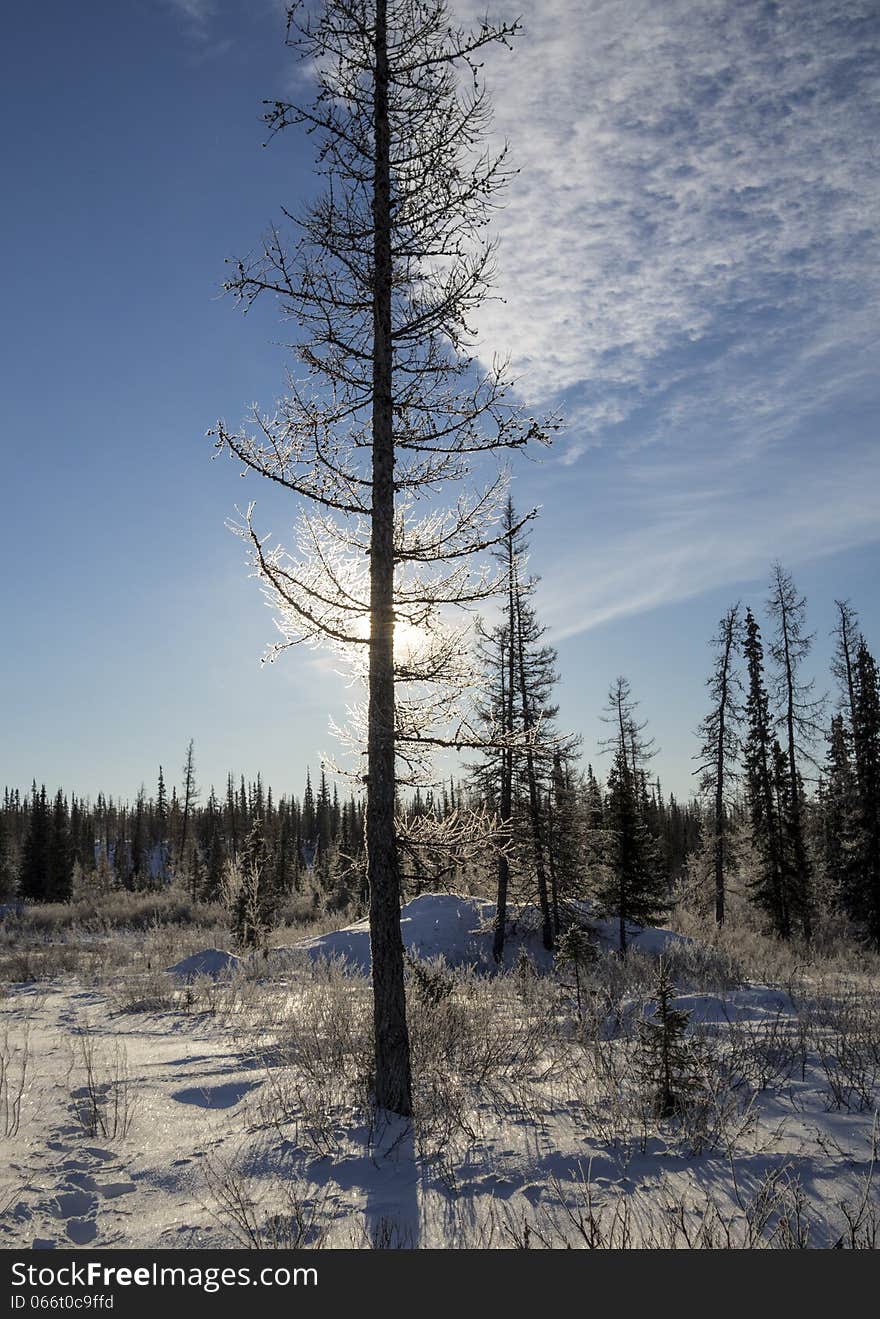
171, 1080, 260, 1109
51, 1191, 98, 1219
98, 1183, 136, 1200
64, 1172, 98, 1191
66, 1219, 98, 1245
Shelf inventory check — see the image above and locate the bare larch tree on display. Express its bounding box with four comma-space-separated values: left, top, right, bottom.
767, 563, 824, 942
211, 0, 551, 1115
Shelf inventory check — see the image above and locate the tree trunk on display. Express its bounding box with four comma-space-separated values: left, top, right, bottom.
546, 790, 561, 937
780, 601, 812, 942
514, 567, 553, 951
493, 624, 513, 962
713, 630, 732, 927
367, 0, 412, 1117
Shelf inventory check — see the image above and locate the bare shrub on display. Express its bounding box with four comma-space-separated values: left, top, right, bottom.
69, 1021, 135, 1140
496, 1164, 854, 1249
203, 1149, 331, 1248
254, 961, 374, 1155
719, 1007, 806, 1093
109, 964, 180, 1014
802, 992, 880, 1112
0, 1021, 30, 1137
660, 934, 744, 993
0, 942, 86, 984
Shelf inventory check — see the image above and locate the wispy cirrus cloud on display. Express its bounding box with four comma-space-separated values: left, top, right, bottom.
456, 0, 880, 630
469, 0, 880, 415
161, 0, 216, 31
537, 437, 880, 639
159, 0, 236, 58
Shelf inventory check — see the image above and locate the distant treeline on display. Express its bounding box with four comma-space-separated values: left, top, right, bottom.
2, 561, 878, 955
0, 762, 368, 908
0, 756, 702, 915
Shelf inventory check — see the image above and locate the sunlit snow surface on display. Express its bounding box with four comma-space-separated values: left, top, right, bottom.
271, 892, 690, 975
1, 894, 877, 1249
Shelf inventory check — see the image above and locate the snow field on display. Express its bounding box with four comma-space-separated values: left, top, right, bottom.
1, 894, 879, 1249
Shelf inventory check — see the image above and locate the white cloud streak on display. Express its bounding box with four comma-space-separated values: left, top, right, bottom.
161, 0, 216, 29
468, 0, 879, 407
453, 0, 880, 630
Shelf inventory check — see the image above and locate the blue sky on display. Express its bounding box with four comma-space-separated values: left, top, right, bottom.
1, 0, 878, 805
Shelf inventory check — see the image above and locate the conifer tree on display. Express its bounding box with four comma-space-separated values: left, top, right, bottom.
19, 784, 50, 902
695, 604, 743, 925
212, 0, 550, 1116
0, 815, 16, 898
179, 739, 198, 868
743, 610, 790, 937
554, 921, 595, 1015
546, 750, 585, 928
204, 820, 226, 902
596, 681, 666, 954
472, 522, 516, 961
598, 748, 668, 955
472, 502, 576, 953
819, 715, 857, 912
510, 513, 569, 949
155, 766, 169, 882
131, 789, 147, 887
832, 599, 861, 743
638, 959, 699, 1118
47, 790, 73, 902
766, 564, 822, 939
231, 816, 277, 950
849, 639, 880, 945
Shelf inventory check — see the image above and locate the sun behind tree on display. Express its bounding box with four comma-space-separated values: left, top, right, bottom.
212, 0, 553, 1115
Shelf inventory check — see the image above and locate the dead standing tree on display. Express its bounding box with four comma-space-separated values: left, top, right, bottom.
767, 563, 825, 943
212, 0, 552, 1116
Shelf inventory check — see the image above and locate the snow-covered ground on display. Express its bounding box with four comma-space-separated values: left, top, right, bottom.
264, 892, 690, 974
1, 894, 878, 1249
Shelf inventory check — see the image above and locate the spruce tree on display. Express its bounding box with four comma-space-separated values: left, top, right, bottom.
594, 680, 665, 954
232, 816, 277, 950
743, 610, 790, 937
472, 502, 577, 954
821, 714, 858, 912
832, 599, 861, 743
19, 784, 50, 902
546, 750, 585, 928
131, 789, 147, 888
695, 604, 743, 925
0, 815, 17, 899
849, 640, 880, 945
638, 959, 699, 1118
179, 739, 198, 872
597, 745, 668, 955
47, 790, 73, 902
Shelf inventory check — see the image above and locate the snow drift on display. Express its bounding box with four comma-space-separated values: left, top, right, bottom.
261, 891, 690, 976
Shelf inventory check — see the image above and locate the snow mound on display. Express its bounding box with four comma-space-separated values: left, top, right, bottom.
267, 893, 496, 975
166, 948, 241, 981
673, 987, 793, 1025
268, 892, 689, 976
591, 915, 690, 957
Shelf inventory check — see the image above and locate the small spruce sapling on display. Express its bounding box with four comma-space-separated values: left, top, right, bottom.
555, 923, 596, 1016
229, 818, 276, 950
638, 958, 697, 1118
404, 954, 455, 1008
